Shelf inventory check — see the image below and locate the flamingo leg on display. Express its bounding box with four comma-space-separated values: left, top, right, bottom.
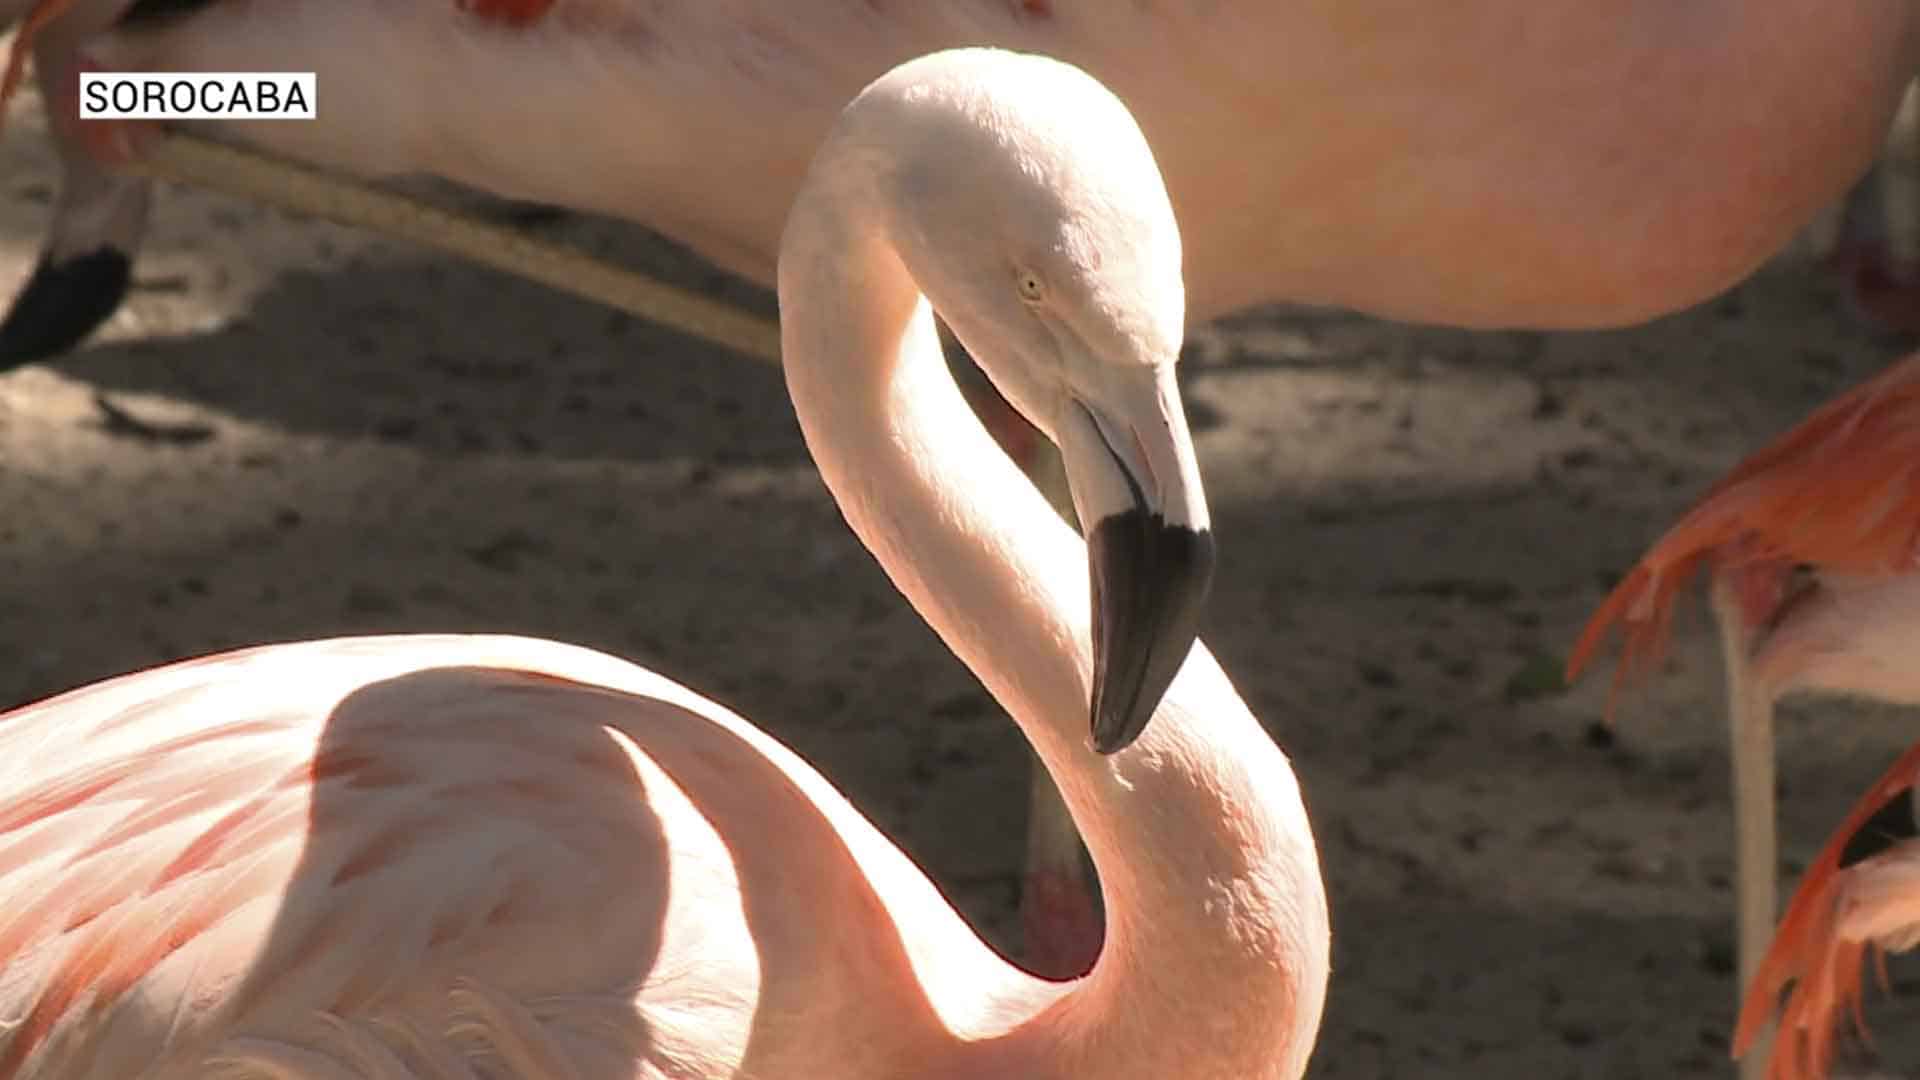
1714, 578, 1777, 1080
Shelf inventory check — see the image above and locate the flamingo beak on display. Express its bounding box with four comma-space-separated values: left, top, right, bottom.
1057, 366, 1214, 754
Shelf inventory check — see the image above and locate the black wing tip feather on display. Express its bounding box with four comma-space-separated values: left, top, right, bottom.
0, 249, 133, 370
118, 0, 223, 28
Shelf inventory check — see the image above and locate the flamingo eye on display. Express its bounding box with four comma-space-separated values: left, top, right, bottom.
1016, 270, 1046, 304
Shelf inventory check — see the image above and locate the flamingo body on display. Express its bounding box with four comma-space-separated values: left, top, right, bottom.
3, 0, 1915, 355
0, 635, 1039, 1078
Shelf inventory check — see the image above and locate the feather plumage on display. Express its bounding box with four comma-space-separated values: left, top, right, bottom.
1734, 741, 1920, 1080
0, 636, 803, 1078
1568, 354, 1920, 698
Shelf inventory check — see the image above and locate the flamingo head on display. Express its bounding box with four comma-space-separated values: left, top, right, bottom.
838, 48, 1212, 753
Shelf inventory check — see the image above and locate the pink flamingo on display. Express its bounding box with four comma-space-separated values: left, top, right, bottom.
1734, 738, 1920, 1080
1568, 352, 1920, 1078
1, 0, 1915, 363
0, 48, 1331, 1077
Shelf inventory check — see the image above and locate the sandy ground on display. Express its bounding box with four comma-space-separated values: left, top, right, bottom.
7, 85, 1920, 1078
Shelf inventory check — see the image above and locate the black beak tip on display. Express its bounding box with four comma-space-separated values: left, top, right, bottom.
1091, 710, 1153, 755
1089, 703, 1139, 756
1087, 512, 1216, 755
0, 249, 133, 370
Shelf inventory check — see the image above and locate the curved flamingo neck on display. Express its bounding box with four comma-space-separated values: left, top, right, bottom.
776, 137, 1328, 1078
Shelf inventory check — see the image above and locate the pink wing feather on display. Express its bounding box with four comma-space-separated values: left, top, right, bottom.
1568, 352, 1920, 699
0, 636, 713, 1078
1734, 740, 1920, 1080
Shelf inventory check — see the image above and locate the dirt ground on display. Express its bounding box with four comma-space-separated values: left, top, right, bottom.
7, 83, 1920, 1079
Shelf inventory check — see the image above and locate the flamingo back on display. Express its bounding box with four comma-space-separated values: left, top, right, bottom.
0, 635, 769, 1079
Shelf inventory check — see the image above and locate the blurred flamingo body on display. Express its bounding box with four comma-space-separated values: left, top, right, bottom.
0, 48, 1331, 1079
1, 0, 1916, 359
1570, 353, 1920, 1078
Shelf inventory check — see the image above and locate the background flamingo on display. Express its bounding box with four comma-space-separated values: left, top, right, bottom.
0, 48, 1332, 1078
1735, 738, 1920, 1080
1, 0, 1915, 364
1568, 352, 1920, 1078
